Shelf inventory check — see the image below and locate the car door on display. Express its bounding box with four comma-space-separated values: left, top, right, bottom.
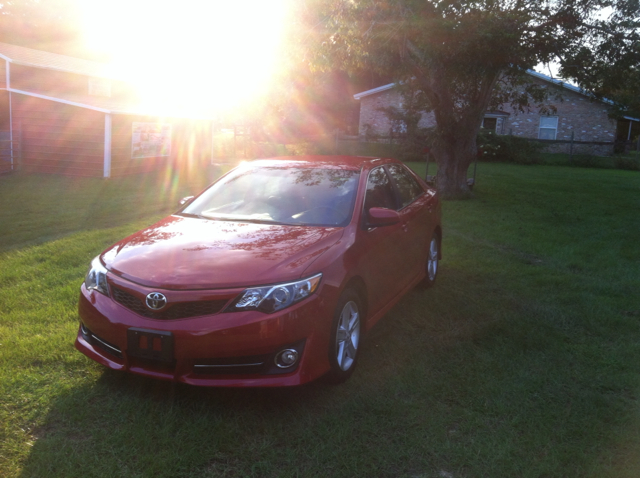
386, 163, 433, 282
356, 166, 413, 315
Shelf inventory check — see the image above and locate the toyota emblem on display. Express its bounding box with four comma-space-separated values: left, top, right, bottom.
146, 292, 167, 310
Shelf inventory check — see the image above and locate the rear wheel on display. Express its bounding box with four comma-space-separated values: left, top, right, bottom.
326, 289, 362, 383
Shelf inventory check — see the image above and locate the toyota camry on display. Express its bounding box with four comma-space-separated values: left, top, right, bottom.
75, 156, 441, 386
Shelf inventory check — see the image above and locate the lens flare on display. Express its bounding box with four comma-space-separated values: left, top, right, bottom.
78, 0, 290, 116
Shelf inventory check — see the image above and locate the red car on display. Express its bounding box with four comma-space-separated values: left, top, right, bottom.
76, 156, 441, 387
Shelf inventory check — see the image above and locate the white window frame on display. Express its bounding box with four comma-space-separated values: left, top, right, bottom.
539, 116, 558, 140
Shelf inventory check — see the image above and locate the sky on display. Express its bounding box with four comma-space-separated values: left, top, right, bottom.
76, 0, 291, 115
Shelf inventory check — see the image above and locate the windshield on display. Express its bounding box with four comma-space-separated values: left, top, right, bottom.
181, 166, 360, 227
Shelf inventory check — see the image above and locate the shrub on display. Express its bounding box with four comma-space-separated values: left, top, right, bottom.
477, 132, 544, 164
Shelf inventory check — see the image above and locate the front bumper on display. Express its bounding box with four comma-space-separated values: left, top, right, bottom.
75, 279, 334, 387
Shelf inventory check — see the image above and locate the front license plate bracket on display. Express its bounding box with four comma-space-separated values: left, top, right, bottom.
127, 328, 174, 362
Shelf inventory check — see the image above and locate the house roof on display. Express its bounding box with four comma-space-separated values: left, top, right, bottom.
0, 43, 216, 119
7, 88, 216, 119
0, 42, 119, 79
353, 70, 611, 103
353, 83, 396, 100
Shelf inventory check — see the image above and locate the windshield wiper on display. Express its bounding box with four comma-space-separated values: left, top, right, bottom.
176, 212, 206, 219
202, 215, 290, 226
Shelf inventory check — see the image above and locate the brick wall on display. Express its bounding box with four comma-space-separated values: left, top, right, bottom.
358, 80, 617, 148
504, 88, 616, 142
359, 89, 436, 136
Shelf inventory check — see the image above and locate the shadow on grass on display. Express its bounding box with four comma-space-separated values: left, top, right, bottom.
18, 265, 640, 478
9, 163, 640, 477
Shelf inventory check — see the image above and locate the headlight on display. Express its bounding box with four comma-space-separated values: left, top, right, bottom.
84, 256, 110, 296
228, 273, 322, 314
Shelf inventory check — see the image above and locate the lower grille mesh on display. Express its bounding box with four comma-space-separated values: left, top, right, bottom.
81, 324, 123, 359
112, 287, 228, 320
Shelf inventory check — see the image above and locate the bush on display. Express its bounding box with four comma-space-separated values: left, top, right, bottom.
614, 156, 640, 171
477, 132, 544, 164
569, 154, 615, 169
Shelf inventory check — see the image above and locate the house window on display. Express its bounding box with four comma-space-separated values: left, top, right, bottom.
482, 117, 497, 131
539, 116, 558, 140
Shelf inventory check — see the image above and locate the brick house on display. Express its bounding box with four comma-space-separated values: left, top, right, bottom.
353, 70, 639, 156
0, 42, 215, 177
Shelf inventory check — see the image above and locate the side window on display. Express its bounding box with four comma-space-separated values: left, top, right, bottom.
387, 164, 424, 208
364, 167, 397, 211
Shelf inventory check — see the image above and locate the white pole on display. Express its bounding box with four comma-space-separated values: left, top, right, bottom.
211, 120, 216, 164
104, 113, 112, 178
7, 61, 13, 170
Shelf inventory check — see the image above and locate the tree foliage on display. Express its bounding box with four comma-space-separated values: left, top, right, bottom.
0, 0, 86, 57
560, 4, 640, 119
298, 0, 640, 198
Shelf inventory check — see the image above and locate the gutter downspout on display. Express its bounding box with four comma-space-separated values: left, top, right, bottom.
104, 113, 112, 178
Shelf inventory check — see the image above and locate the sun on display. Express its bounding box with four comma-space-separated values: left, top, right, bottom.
78, 0, 291, 115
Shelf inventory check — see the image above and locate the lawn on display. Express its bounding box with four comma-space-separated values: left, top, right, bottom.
1, 162, 639, 477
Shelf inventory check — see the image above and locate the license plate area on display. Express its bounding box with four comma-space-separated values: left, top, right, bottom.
127, 328, 174, 362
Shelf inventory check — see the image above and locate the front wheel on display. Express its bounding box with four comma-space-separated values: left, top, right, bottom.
326, 290, 362, 383
421, 235, 439, 288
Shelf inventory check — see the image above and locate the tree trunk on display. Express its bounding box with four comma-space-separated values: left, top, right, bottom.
419, 66, 499, 199
432, 130, 477, 199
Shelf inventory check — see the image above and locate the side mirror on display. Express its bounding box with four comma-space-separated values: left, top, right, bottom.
179, 196, 195, 206
367, 207, 400, 228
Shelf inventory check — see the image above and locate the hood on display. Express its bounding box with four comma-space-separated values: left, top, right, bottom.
101, 215, 344, 290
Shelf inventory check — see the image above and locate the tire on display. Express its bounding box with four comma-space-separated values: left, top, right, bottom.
326, 289, 363, 384
421, 235, 439, 288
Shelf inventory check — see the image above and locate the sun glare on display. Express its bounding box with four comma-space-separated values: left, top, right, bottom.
78, 0, 290, 116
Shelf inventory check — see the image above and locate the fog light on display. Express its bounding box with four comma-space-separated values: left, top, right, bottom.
275, 349, 299, 369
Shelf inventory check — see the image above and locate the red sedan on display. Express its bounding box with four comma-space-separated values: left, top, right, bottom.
75, 156, 441, 386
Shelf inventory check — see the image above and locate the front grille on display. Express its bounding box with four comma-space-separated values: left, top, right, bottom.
193, 340, 307, 376
194, 355, 269, 375
111, 286, 228, 320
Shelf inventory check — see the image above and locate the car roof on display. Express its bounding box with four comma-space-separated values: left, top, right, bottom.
248, 156, 398, 171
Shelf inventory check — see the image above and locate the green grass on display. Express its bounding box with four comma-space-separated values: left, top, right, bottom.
1, 162, 639, 477
537, 153, 640, 171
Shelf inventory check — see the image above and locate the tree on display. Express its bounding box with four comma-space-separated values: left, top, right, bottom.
560, 7, 640, 121
297, 0, 640, 198
0, 0, 87, 58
